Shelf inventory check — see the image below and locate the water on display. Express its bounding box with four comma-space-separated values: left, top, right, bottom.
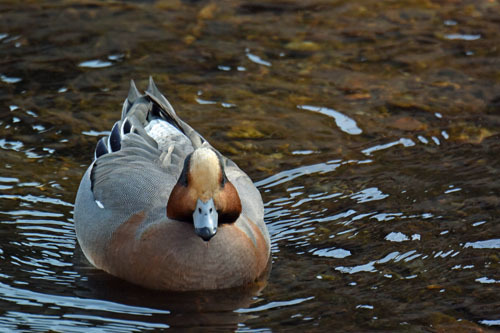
1, 0, 499, 331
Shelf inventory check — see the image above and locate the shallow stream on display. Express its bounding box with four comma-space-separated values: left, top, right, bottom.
0, 1, 499, 331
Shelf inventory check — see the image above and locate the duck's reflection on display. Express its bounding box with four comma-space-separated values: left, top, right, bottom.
73, 249, 270, 329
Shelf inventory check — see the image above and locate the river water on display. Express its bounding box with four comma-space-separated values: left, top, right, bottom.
0, 0, 499, 331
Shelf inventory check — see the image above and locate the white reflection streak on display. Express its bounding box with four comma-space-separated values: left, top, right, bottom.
464, 239, 500, 249
362, 138, 415, 156
445, 33, 481, 41
245, 50, 271, 67
479, 319, 500, 327
256, 160, 341, 188
335, 249, 423, 275
350, 187, 388, 203
63, 313, 169, 329
0, 194, 73, 207
297, 105, 362, 135
235, 296, 314, 313
78, 60, 112, 68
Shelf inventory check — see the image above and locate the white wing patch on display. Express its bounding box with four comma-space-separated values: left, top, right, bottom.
145, 119, 185, 150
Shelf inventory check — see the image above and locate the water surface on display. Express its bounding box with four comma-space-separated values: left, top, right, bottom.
0, 0, 499, 331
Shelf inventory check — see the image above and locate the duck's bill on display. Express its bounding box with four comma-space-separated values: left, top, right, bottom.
193, 198, 218, 241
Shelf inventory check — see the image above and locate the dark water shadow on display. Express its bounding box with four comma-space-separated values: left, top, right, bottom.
71, 246, 270, 329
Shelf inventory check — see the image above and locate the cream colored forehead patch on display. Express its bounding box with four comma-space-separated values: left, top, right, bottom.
189, 148, 221, 190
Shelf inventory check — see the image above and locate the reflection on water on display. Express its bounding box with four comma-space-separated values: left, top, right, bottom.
445, 34, 482, 41
297, 105, 362, 135
1, 0, 499, 331
1, 74, 22, 84
78, 60, 113, 69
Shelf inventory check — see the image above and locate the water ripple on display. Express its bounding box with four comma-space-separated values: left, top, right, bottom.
297, 105, 362, 135
0, 74, 22, 83
445, 33, 481, 41
78, 60, 113, 68
0, 282, 170, 315
257, 160, 342, 188
464, 239, 500, 249
236, 296, 314, 313
245, 49, 271, 67
362, 138, 415, 156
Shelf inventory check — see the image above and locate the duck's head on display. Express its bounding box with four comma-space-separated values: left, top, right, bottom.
166, 147, 242, 241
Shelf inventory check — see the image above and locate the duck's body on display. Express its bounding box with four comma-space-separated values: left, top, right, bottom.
74, 78, 270, 291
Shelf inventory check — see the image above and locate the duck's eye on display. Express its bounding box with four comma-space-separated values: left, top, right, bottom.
198, 208, 202, 214
209, 208, 213, 213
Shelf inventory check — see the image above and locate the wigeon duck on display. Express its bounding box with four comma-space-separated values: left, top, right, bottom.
74, 77, 270, 291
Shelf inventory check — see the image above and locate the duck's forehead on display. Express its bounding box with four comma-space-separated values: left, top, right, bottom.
189, 148, 221, 183
190, 148, 219, 170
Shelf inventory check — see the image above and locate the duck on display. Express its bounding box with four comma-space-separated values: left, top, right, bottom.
74, 77, 270, 291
